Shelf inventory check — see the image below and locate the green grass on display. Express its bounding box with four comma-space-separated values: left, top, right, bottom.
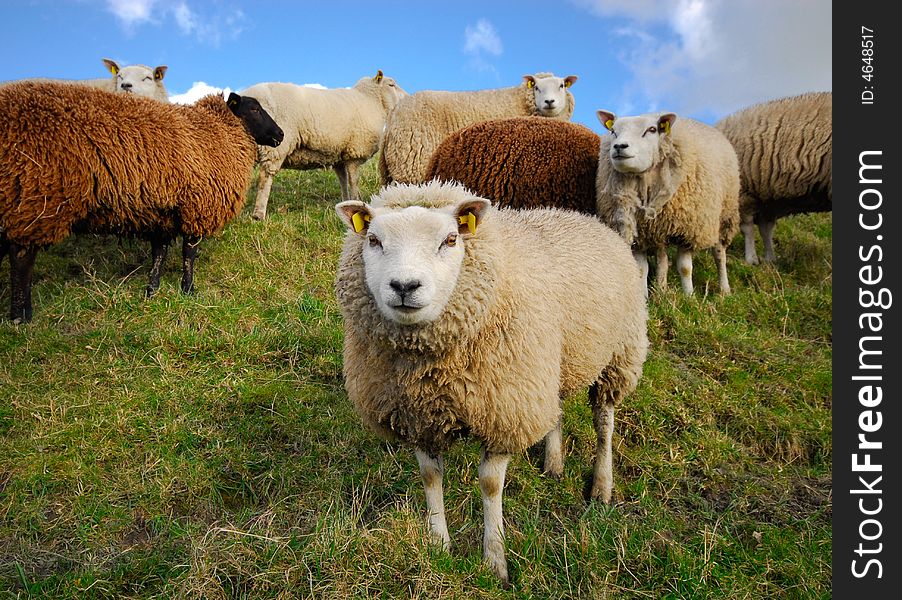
0, 160, 831, 599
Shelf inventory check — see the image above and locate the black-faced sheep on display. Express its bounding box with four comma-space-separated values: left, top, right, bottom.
379, 72, 577, 185
334, 181, 648, 584
425, 116, 600, 215
240, 70, 407, 219
595, 110, 740, 296
0, 81, 283, 323
715, 92, 832, 264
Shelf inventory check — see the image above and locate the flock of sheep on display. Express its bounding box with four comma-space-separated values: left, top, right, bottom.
0, 59, 832, 585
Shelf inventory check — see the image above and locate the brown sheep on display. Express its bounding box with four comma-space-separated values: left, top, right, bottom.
0, 81, 283, 323
425, 116, 600, 215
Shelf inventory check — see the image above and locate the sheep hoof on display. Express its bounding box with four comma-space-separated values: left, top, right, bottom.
145, 286, 158, 298
181, 284, 196, 295
745, 255, 759, 265
252, 212, 266, 221
485, 552, 509, 587
590, 483, 613, 504
543, 461, 563, 480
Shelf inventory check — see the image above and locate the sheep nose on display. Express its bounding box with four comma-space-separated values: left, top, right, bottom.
544, 99, 555, 107
120, 82, 133, 90
614, 143, 629, 150
390, 279, 421, 296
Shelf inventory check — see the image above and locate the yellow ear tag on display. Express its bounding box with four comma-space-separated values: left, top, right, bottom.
526, 80, 534, 89
662, 120, 671, 134
458, 212, 477, 234
605, 119, 614, 130
351, 211, 370, 233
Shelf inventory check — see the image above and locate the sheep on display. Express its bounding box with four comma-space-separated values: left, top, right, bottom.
595, 110, 740, 296
0, 58, 169, 101
379, 72, 577, 185
0, 81, 284, 323
715, 92, 832, 264
426, 116, 600, 214
240, 70, 407, 220
334, 180, 648, 584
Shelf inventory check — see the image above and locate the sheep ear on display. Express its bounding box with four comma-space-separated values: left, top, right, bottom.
374, 70, 384, 83
154, 66, 168, 81
103, 58, 120, 75
336, 201, 372, 235
455, 198, 491, 235
564, 75, 578, 88
226, 93, 241, 109
658, 113, 677, 135
597, 110, 616, 132
523, 75, 536, 89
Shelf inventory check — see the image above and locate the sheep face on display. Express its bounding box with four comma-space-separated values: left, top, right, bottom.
525, 75, 577, 117
336, 197, 490, 325
226, 93, 284, 147
377, 72, 408, 108
103, 59, 167, 98
598, 111, 677, 174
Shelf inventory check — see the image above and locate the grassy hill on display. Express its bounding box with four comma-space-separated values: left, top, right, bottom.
0, 160, 831, 599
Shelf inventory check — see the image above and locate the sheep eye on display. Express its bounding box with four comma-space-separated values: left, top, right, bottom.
443, 233, 458, 248
648, 126, 657, 134
144, 76, 152, 82
367, 235, 382, 248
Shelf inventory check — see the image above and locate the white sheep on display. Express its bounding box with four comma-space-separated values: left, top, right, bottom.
715, 92, 832, 264
241, 70, 407, 220
379, 72, 577, 185
334, 180, 647, 584
0, 58, 169, 102
595, 110, 740, 296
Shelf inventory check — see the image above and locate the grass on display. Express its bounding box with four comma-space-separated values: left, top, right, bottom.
0, 159, 831, 599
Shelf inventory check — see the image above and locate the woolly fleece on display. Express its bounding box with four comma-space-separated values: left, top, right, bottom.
379, 73, 576, 185
715, 92, 832, 221
596, 116, 740, 252
0, 82, 258, 246
336, 181, 647, 454
242, 72, 406, 218
426, 116, 600, 214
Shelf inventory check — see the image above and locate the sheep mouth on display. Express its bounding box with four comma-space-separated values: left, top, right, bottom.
392, 304, 423, 313
612, 153, 634, 161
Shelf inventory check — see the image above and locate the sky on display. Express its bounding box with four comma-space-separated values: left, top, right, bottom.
0, 0, 831, 128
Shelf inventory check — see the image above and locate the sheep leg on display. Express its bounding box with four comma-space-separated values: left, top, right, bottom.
633, 250, 649, 299
346, 161, 362, 200
543, 414, 563, 479
676, 247, 694, 295
0, 236, 8, 266
333, 163, 351, 201
146, 235, 170, 298
759, 219, 777, 262
479, 449, 511, 585
181, 235, 201, 295
9, 243, 38, 324
252, 167, 276, 220
654, 246, 669, 290
588, 383, 615, 503
713, 244, 731, 295
740, 211, 759, 264
414, 449, 450, 550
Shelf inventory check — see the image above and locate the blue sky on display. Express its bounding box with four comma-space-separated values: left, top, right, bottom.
0, 0, 831, 128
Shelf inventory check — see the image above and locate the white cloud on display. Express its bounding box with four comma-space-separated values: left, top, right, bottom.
104, 1, 245, 46
464, 19, 503, 56
105, 0, 157, 28
575, 0, 832, 119
169, 81, 230, 104
172, 1, 196, 34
